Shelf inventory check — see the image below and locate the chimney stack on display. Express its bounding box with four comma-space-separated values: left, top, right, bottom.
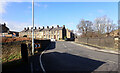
35, 27, 37, 29
47, 26, 49, 29
52, 26, 54, 28
57, 25, 59, 28
3, 23, 6, 26
27, 27, 29, 30
38, 27, 40, 29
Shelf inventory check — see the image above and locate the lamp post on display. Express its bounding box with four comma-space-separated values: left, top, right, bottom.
32, 0, 34, 55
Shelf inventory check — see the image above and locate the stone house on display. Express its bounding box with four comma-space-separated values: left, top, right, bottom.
19, 25, 74, 40
109, 29, 120, 37
66, 28, 74, 39
0, 23, 9, 33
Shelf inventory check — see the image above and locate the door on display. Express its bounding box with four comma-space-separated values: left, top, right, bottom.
54, 35, 56, 39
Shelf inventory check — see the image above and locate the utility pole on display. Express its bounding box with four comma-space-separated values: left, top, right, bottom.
32, 0, 34, 55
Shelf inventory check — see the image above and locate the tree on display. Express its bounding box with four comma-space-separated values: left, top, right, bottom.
93, 16, 116, 37
77, 19, 93, 37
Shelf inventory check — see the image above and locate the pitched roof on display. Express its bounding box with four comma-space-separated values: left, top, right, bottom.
42, 28, 52, 31
50, 27, 63, 31
34, 29, 44, 32
20, 26, 64, 32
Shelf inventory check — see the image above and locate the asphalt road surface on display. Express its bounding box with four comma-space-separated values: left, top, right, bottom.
31, 41, 119, 73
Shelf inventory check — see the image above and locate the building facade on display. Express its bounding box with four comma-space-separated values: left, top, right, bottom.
19, 25, 74, 40
0, 23, 19, 37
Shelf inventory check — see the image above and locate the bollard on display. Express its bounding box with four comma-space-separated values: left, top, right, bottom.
21, 43, 28, 62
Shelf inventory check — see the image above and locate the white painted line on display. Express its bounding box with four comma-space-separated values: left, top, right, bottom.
39, 43, 52, 73
39, 52, 46, 73
30, 62, 33, 73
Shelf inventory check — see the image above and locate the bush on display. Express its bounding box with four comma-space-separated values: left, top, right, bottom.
59, 38, 62, 40
64, 36, 67, 40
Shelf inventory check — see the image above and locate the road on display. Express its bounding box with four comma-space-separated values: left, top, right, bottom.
31, 41, 118, 73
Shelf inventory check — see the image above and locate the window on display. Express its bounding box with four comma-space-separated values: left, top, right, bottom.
54, 31, 56, 35
57, 31, 59, 35
49, 31, 50, 34
43, 32, 45, 35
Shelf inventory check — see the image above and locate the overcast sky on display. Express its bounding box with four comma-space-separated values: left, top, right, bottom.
0, 1, 118, 32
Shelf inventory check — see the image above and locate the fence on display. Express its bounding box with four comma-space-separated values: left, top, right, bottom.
75, 37, 119, 49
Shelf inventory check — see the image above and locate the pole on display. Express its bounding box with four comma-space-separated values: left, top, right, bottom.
32, 0, 34, 55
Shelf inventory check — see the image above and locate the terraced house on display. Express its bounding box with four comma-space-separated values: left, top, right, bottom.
19, 25, 74, 41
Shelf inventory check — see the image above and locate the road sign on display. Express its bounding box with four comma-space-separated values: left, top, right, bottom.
34, 43, 41, 49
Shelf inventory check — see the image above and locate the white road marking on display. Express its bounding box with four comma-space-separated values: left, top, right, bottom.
39, 43, 52, 73
39, 52, 46, 73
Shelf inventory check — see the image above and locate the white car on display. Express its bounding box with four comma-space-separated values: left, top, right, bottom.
50, 38, 56, 41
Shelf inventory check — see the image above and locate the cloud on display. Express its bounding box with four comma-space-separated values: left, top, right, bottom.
0, 2, 8, 14
28, 6, 32, 9
65, 22, 75, 29
2, 21, 31, 32
28, 3, 48, 9
97, 9, 104, 13
34, 3, 48, 8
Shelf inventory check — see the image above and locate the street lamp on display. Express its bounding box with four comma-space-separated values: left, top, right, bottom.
32, 0, 34, 55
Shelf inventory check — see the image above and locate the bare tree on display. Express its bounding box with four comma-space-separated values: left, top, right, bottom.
93, 16, 116, 37
77, 19, 93, 37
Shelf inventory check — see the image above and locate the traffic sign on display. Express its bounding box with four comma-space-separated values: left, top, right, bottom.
34, 43, 41, 49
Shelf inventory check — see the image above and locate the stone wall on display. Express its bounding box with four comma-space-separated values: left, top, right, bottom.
75, 37, 119, 49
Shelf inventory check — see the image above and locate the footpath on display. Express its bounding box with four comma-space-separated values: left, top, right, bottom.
70, 42, 119, 55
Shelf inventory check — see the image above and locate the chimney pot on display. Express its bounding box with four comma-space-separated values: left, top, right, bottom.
4, 23, 6, 26
47, 26, 49, 29
43, 26, 44, 29
24, 28, 26, 30
35, 27, 37, 29
57, 25, 59, 28
52, 26, 54, 28
27, 27, 29, 30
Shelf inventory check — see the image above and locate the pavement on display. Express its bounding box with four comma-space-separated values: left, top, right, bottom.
71, 42, 119, 55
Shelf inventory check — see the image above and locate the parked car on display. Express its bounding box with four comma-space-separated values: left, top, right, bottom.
51, 38, 56, 41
